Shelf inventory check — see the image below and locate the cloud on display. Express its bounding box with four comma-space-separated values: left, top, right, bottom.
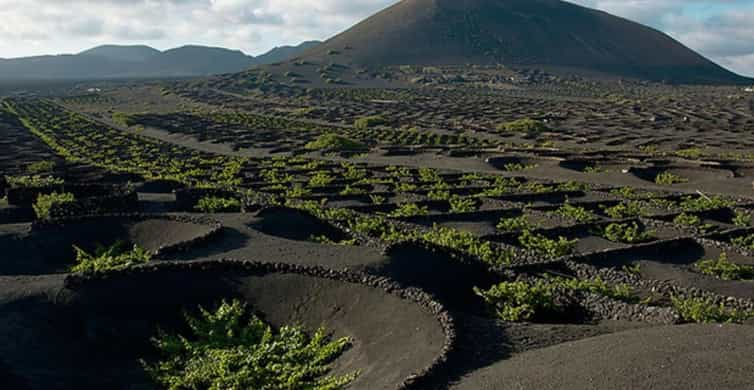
0, 0, 751, 77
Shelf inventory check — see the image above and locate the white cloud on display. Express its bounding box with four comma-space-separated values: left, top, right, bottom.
0, 0, 751, 76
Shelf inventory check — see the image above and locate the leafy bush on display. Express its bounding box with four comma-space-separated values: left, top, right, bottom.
353, 115, 386, 130
496, 215, 535, 232
600, 222, 653, 244
70, 242, 151, 273
671, 296, 753, 323
733, 211, 752, 227
732, 234, 754, 251
388, 203, 429, 218
695, 253, 754, 280
603, 201, 643, 219
655, 171, 688, 185
304, 134, 365, 151
26, 160, 56, 174
195, 196, 241, 213
348, 215, 403, 242
496, 118, 548, 135
449, 195, 478, 213
33, 192, 75, 220
143, 300, 356, 390
679, 195, 731, 212
474, 276, 634, 322
369, 195, 386, 205
554, 203, 597, 223
422, 225, 512, 265
518, 230, 576, 258
673, 212, 712, 231
7, 175, 64, 188
503, 163, 538, 172
308, 172, 335, 188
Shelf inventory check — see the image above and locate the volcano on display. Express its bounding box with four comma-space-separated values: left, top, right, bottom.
301, 0, 750, 84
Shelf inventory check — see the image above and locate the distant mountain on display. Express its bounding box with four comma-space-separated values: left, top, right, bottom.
302, 0, 750, 84
255, 41, 322, 64
0, 42, 321, 80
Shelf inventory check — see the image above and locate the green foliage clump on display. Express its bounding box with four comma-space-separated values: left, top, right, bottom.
348, 215, 402, 242
695, 253, 754, 281
474, 276, 634, 322
675, 148, 704, 159
422, 225, 512, 265
353, 115, 386, 130
554, 203, 597, 223
679, 195, 731, 212
673, 212, 712, 231
603, 201, 643, 219
195, 196, 241, 213
33, 192, 75, 220
654, 171, 688, 185
449, 195, 478, 214
518, 230, 577, 258
70, 242, 151, 273
308, 172, 335, 188
388, 203, 429, 218
304, 134, 365, 151
733, 211, 752, 227
503, 163, 538, 172
496, 215, 535, 232
496, 118, 549, 135
7, 175, 64, 188
732, 234, 754, 251
143, 300, 357, 390
26, 160, 56, 174
671, 296, 753, 323
368, 195, 386, 205
600, 222, 653, 244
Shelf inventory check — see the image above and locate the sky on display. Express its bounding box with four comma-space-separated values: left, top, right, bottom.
0, 0, 752, 77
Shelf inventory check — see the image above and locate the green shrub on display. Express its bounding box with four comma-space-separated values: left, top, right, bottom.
70, 242, 151, 273
600, 222, 653, 244
7, 175, 64, 188
304, 134, 366, 151
143, 300, 357, 390
348, 216, 403, 242
496, 215, 535, 232
503, 163, 538, 172
388, 203, 429, 218
671, 296, 753, 323
679, 195, 731, 212
195, 196, 241, 213
733, 211, 752, 227
33, 192, 75, 220
695, 253, 754, 281
655, 171, 688, 185
369, 195, 386, 205
474, 276, 634, 322
449, 195, 478, 213
26, 160, 56, 174
554, 203, 597, 223
422, 225, 512, 265
732, 234, 754, 250
518, 230, 576, 258
308, 172, 335, 188
603, 201, 643, 219
673, 212, 712, 231
496, 119, 548, 135
353, 115, 386, 130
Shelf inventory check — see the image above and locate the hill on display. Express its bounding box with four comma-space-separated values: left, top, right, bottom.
300, 0, 751, 84
0, 42, 320, 81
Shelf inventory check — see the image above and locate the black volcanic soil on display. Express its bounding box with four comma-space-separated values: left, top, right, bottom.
0, 263, 448, 389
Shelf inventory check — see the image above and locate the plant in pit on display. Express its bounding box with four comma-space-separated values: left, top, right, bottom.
732, 234, 754, 251
554, 203, 597, 223
654, 171, 688, 185
195, 196, 241, 213
694, 252, 754, 281
474, 276, 634, 322
496, 215, 536, 232
143, 300, 357, 390
602, 201, 643, 219
70, 241, 151, 273
6, 175, 64, 188
368, 194, 386, 205
449, 195, 478, 213
678, 195, 731, 212
600, 222, 654, 244
26, 160, 56, 174
733, 211, 752, 227
387, 203, 429, 218
308, 172, 335, 188
518, 230, 577, 258
421, 224, 512, 265
304, 134, 366, 151
673, 212, 712, 231
671, 296, 753, 323
33, 191, 75, 220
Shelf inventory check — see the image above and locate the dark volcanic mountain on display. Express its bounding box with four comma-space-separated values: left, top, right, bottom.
302, 0, 750, 84
0, 41, 320, 81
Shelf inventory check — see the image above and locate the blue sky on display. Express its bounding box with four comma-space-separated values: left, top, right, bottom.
0, 0, 752, 76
